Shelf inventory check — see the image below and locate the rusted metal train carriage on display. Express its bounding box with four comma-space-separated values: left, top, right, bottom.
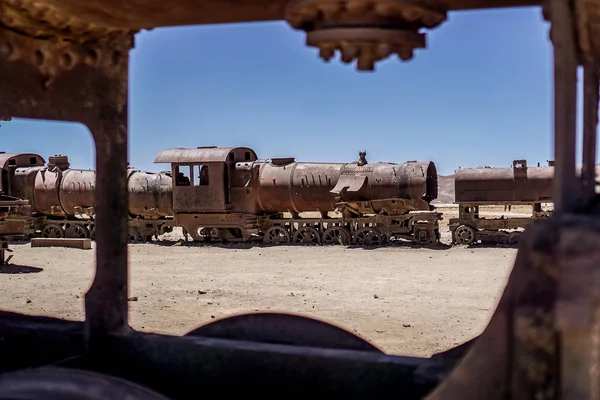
0, 0, 599, 399
155, 146, 442, 245
448, 159, 595, 245
2, 152, 174, 242
449, 159, 556, 245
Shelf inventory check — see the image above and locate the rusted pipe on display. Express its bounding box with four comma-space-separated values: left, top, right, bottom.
550, 0, 578, 213
582, 61, 599, 206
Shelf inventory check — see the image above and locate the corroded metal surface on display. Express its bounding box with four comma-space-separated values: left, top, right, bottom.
154, 147, 440, 243
0, 0, 599, 399
154, 147, 258, 164
0, 0, 540, 32
454, 160, 555, 204
285, 0, 445, 70
7, 155, 173, 228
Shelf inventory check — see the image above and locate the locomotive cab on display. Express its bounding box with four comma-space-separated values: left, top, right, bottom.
154, 147, 260, 242
155, 146, 258, 213
0, 152, 45, 196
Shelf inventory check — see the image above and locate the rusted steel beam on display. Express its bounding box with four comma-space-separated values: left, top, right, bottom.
8, 0, 540, 31
83, 57, 132, 348
0, 26, 134, 347
97, 330, 449, 399
582, 61, 599, 206
550, 0, 579, 213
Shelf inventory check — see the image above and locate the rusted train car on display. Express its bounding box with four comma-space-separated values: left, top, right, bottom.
0, 152, 174, 242
449, 160, 561, 245
155, 146, 442, 245
2, 147, 442, 245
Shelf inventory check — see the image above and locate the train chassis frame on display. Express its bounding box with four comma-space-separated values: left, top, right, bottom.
174, 210, 441, 245
449, 202, 553, 246
0, 0, 599, 399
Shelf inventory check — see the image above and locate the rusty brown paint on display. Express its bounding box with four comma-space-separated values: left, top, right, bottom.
454, 161, 556, 204
0, 0, 598, 399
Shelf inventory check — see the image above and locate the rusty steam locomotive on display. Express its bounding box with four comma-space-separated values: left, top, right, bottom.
0, 152, 174, 243
0, 147, 442, 245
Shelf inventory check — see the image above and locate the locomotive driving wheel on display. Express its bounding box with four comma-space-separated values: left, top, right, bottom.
65, 224, 90, 239
128, 227, 142, 243
352, 227, 384, 246
454, 225, 476, 245
293, 227, 321, 244
263, 226, 291, 245
322, 226, 350, 245
41, 224, 64, 238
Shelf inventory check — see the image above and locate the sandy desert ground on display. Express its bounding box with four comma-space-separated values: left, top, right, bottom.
0, 206, 522, 358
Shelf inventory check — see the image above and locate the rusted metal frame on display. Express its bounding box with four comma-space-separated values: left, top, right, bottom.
550, 0, 579, 213
555, 214, 600, 400
0, 311, 84, 374
551, 1, 600, 398
88, 330, 449, 399
84, 100, 131, 348
0, 26, 134, 349
582, 61, 599, 205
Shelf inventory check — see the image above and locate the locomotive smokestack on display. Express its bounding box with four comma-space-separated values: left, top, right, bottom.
357, 151, 368, 166
48, 154, 70, 171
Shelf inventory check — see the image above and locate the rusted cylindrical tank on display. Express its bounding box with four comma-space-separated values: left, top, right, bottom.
59, 169, 96, 216
128, 170, 173, 218
254, 158, 437, 214
32, 167, 65, 216
255, 161, 344, 214
454, 161, 555, 203
10, 155, 174, 219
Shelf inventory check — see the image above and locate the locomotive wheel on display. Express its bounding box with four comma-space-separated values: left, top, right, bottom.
65, 224, 90, 239
293, 227, 321, 244
0, 366, 172, 400
454, 225, 476, 245
128, 227, 142, 243
89, 226, 96, 241
322, 227, 350, 245
263, 226, 291, 245
41, 224, 64, 238
352, 227, 383, 246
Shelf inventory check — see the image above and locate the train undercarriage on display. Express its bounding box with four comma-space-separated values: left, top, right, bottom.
25, 217, 175, 243
177, 208, 442, 246
449, 202, 552, 246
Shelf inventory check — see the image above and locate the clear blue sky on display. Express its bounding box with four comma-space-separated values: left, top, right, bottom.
1, 7, 579, 175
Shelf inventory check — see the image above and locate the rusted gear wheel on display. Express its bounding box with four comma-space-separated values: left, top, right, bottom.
293, 226, 321, 244
352, 227, 384, 246
41, 224, 64, 238
307, 28, 426, 70
65, 224, 90, 239
263, 226, 291, 245
454, 225, 476, 245
322, 226, 351, 245
284, 0, 447, 70
0, 366, 172, 400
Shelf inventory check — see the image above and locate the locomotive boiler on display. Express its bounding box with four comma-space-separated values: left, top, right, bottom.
155, 146, 441, 245
449, 160, 571, 246
254, 158, 437, 216
2, 152, 174, 241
